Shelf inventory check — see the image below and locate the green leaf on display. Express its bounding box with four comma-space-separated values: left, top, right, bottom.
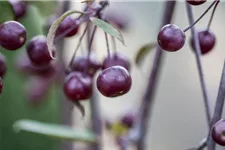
47, 10, 84, 59
0, 1, 14, 23
13, 120, 97, 143
135, 43, 157, 66
90, 17, 125, 45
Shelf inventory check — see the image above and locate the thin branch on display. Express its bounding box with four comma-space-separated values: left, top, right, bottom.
104, 32, 110, 58
207, 0, 220, 31
207, 60, 225, 150
88, 25, 97, 54
185, 2, 211, 127
135, 1, 176, 150
183, 0, 217, 32
186, 137, 207, 150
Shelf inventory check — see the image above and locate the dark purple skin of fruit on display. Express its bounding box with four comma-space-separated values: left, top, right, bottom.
9, 0, 27, 20
64, 72, 93, 101
158, 24, 186, 52
0, 77, 2, 94
97, 66, 132, 97
187, 0, 207, 5
121, 114, 135, 128
56, 17, 79, 38
71, 55, 101, 77
0, 21, 26, 50
190, 29, 216, 55
27, 35, 53, 67
0, 53, 6, 78
102, 52, 130, 72
211, 119, 225, 146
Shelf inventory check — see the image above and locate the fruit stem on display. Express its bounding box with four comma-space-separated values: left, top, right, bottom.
88, 25, 97, 54
104, 32, 110, 58
186, 137, 207, 150
185, 2, 211, 126
111, 35, 117, 52
67, 23, 89, 70
206, 59, 225, 149
134, 1, 176, 150
183, 0, 217, 33
206, 0, 220, 31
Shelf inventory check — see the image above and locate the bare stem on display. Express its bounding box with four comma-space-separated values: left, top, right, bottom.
207, 60, 225, 150
135, 1, 176, 150
185, 2, 211, 127
104, 32, 110, 58
207, 0, 220, 31
186, 137, 207, 150
88, 25, 97, 54
183, 0, 217, 32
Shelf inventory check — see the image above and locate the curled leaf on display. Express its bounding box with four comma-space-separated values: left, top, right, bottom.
13, 119, 96, 143
135, 43, 157, 66
90, 17, 125, 45
47, 10, 84, 59
74, 101, 85, 118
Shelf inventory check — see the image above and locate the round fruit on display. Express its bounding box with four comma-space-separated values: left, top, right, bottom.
0, 53, 6, 78
102, 52, 130, 71
71, 55, 101, 77
158, 24, 186, 52
56, 16, 79, 38
26, 35, 53, 67
64, 72, 92, 101
0, 21, 26, 50
121, 114, 135, 128
211, 119, 225, 146
9, 0, 27, 20
186, 0, 207, 5
190, 29, 216, 55
97, 66, 132, 97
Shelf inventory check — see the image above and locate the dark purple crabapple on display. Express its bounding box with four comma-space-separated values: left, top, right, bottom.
27, 35, 54, 67
0, 21, 26, 50
158, 24, 186, 52
186, 0, 207, 5
102, 52, 130, 72
97, 66, 132, 97
190, 29, 216, 55
71, 55, 101, 77
56, 16, 79, 38
0, 53, 6, 78
211, 119, 225, 146
9, 0, 27, 20
64, 72, 93, 102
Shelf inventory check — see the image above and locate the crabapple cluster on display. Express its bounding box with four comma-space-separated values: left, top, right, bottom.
64, 51, 132, 102
157, 0, 215, 55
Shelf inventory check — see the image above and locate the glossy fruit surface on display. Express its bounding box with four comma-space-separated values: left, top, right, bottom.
9, 0, 27, 20
102, 52, 130, 71
158, 24, 186, 52
27, 35, 53, 67
56, 17, 79, 38
0, 53, 6, 78
190, 29, 216, 55
211, 119, 225, 146
64, 72, 93, 101
71, 55, 101, 77
187, 0, 207, 5
97, 66, 132, 97
0, 21, 26, 50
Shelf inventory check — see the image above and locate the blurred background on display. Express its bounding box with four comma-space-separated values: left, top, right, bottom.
1, 1, 225, 150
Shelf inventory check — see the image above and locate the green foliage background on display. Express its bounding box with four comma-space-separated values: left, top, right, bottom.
0, 1, 60, 150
